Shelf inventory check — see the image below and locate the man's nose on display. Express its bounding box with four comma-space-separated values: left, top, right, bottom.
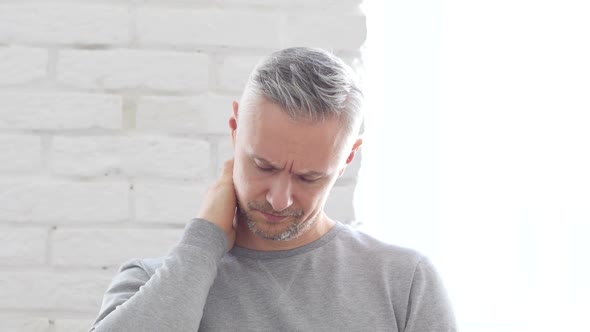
266, 173, 293, 212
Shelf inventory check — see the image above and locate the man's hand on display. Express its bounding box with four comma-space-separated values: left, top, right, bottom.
197, 159, 237, 251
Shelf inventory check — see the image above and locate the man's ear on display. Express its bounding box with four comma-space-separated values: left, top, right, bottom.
229, 100, 239, 147
338, 137, 363, 177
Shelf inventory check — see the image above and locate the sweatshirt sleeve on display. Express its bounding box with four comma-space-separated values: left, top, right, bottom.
89, 218, 228, 332
404, 256, 457, 332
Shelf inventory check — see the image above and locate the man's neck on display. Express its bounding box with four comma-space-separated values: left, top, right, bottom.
234, 213, 336, 251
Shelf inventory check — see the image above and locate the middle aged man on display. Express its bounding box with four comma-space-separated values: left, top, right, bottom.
90, 47, 456, 331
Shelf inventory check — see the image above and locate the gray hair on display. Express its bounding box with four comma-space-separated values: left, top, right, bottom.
240, 47, 363, 137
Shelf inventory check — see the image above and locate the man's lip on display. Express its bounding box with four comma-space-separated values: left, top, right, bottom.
259, 211, 287, 223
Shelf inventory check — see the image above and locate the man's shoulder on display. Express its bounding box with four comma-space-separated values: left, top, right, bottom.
333, 222, 425, 270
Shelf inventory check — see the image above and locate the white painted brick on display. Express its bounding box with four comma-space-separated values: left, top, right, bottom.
214, 54, 263, 93
137, 0, 213, 3
0, 46, 47, 85
0, 315, 51, 332
136, 95, 233, 135
0, 271, 112, 312
0, 228, 47, 265
137, 8, 281, 49
122, 137, 210, 179
57, 49, 209, 92
218, 0, 362, 8
325, 184, 356, 223
216, 136, 235, 176
51, 136, 210, 180
54, 318, 95, 332
0, 4, 128, 45
52, 228, 182, 267
284, 14, 366, 50
135, 183, 207, 223
0, 135, 42, 172
0, 180, 128, 223
0, 92, 121, 130
0, 316, 96, 332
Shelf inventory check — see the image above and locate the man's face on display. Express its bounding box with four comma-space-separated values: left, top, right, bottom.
231, 97, 356, 243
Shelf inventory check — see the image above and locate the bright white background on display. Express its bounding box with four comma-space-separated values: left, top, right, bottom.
357, 0, 590, 330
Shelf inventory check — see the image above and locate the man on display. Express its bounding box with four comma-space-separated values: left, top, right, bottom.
90, 47, 456, 331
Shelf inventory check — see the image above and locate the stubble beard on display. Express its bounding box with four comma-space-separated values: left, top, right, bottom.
236, 201, 315, 241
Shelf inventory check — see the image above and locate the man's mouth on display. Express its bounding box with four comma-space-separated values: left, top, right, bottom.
258, 211, 288, 223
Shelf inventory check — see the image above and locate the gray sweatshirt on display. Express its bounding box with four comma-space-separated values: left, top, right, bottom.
90, 219, 456, 331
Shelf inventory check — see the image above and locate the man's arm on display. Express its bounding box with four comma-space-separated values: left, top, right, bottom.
404, 256, 457, 332
89, 160, 237, 332
89, 219, 227, 332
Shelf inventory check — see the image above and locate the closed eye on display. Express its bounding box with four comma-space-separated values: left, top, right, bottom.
255, 164, 275, 172
299, 176, 321, 183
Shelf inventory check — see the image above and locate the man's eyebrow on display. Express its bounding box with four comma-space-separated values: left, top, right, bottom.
252, 155, 326, 177
297, 170, 325, 178
252, 155, 281, 168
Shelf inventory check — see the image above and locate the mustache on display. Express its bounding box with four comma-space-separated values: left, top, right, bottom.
247, 201, 304, 218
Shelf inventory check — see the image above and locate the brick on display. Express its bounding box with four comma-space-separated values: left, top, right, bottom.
0, 4, 128, 45
324, 184, 356, 224
0, 46, 47, 85
0, 316, 96, 332
284, 14, 366, 50
57, 49, 209, 92
214, 54, 263, 93
216, 137, 235, 177
0, 92, 121, 130
0, 135, 42, 172
52, 227, 182, 267
0, 180, 128, 223
0, 270, 112, 312
135, 183, 207, 224
137, 8, 280, 49
0, 228, 47, 265
54, 318, 95, 332
136, 95, 233, 135
218, 0, 362, 9
51, 136, 210, 180
0, 315, 51, 332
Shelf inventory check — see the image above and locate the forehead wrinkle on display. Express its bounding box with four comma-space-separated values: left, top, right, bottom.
250, 152, 328, 177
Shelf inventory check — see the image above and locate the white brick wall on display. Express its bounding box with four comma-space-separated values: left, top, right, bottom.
57, 49, 210, 92
136, 95, 233, 134
0, 135, 42, 172
0, 180, 129, 223
134, 183, 207, 223
0, 47, 48, 85
0, 4, 129, 45
0, 1, 365, 329
0, 92, 122, 129
51, 228, 184, 268
0, 228, 47, 266
51, 135, 211, 179
136, 9, 282, 49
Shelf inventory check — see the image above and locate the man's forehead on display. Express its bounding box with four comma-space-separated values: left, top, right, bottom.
237, 97, 349, 168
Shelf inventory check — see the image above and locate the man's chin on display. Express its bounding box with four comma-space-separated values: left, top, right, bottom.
246, 216, 305, 242
249, 219, 290, 239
